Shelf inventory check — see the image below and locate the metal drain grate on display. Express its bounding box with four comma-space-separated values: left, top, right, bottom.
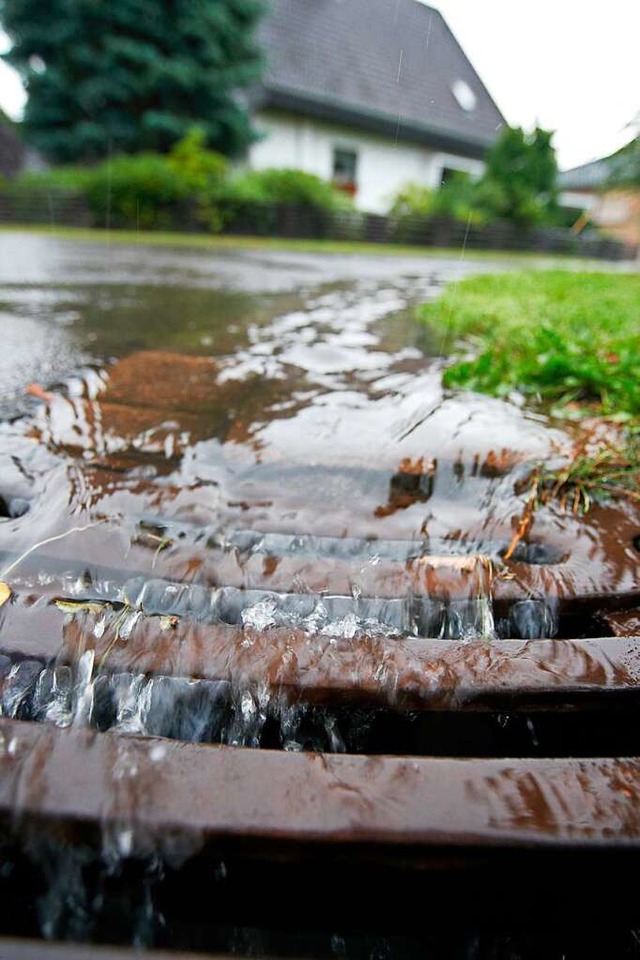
1, 530, 640, 956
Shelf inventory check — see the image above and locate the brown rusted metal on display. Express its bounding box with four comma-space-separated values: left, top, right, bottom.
64, 625, 640, 711
0, 939, 220, 959
1, 594, 640, 711
3, 718, 640, 851
600, 607, 640, 637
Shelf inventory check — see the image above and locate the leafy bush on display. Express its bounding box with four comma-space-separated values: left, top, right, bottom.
167, 128, 229, 230
167, 128, 228, 193
6, 141, 352, 232
6, 166, 93, 191
8, 129, 232, 230
85, 130, 231, 229
479, 125, 559, 227
228, 168, 352, 211
390, 125, 560, 229
215, 167, 354, 235
431, 173, 497, 225
0, 165, 93, 223
84, 153, 187, 229
389, 182, 435, 219
390, 174, 498, 230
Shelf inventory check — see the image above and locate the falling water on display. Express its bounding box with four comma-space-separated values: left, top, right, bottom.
0, 236, 625, 955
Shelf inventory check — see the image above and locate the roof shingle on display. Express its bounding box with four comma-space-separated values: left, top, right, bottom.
256, 0, 505, 156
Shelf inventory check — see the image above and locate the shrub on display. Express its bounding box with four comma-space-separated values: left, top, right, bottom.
84, 130, 231, 229
167, 129, 228, 193
6, 145, 353, 232
84, 153, 187, 229
431, 173, 496, 225
7, 129, 231, 230
390, 125, 561, 230
213, 167, 354, 235
7, 166, 93, 191
479, 125, 559, 227
0, 166, 93, 223
167, 129, 229, 231
390, 174, 496, 232
228, 168, 352, 210
389, 182, 435, 219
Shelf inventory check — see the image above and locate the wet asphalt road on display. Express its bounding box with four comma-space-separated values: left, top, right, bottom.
0, 231, 508, 419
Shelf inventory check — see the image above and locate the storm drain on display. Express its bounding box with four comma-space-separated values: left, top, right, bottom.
1, 531, 640, 958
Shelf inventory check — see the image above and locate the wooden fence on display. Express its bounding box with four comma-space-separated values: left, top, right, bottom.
0, 189, 636, 260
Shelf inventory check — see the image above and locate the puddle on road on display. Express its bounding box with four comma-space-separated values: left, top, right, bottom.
0, 250, 638, 639
0, 242, 639, 644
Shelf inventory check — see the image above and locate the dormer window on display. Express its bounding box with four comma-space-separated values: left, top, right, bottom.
451, 79, 477, 112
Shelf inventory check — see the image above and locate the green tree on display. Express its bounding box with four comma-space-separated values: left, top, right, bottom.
480, 125, 558, 227
0, 0, 265, 162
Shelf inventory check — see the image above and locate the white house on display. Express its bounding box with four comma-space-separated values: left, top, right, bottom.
558, 146, 640, 249
248, 0, 505, 213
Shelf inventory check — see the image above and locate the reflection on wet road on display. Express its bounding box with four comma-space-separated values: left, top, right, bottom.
0, 232, 639, 647
1, 233, 640, 955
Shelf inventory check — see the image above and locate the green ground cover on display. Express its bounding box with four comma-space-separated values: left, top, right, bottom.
420, 270, 640, 417
420, 270, 640, 514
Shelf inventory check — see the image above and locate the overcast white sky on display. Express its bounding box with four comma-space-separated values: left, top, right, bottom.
427, 0, 640, 169
1, 1, 639, 171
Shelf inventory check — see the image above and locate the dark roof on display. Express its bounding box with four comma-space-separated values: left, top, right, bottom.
558, 140, 638, 191
558, 157, 614, 191
255, 0, 505, 158
0, 115, 25, 178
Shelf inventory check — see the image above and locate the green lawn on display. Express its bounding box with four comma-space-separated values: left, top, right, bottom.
0, 223, 605, 265
420, 270, 640, 418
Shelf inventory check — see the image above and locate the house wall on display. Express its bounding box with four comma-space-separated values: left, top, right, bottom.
560, 187, 640, 248
597, 189, 640, 247
560, 190, 598, 212
248, 110, 484, 214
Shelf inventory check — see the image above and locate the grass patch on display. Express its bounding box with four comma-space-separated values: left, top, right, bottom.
420, 270, 640, 417
502, 425, 640, 557
421, 270, 640, 521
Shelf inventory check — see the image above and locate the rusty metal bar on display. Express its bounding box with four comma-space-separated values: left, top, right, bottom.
75, 626, 640, 710
4, 544, 639, 610
0, 940, 221, 960
2, 719, 640, 851
1, 599, 640, 710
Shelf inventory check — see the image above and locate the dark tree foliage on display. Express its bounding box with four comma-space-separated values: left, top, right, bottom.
0, 0, 265, 162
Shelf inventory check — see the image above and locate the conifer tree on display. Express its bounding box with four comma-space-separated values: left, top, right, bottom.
0, 0, 265, 162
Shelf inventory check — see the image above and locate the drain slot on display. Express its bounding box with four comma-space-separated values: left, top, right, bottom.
221, 528, 568, 565
112, 579, 559, 639
123, 580, 613, 640
4, 657, 640, 759
0, 493, 30, 519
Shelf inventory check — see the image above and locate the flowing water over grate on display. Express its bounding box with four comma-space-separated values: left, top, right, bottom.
1, 236, 640, 956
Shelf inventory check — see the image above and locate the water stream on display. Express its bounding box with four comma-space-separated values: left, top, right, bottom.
1, 234, 639, 951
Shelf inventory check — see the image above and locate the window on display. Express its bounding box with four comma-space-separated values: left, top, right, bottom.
332, 147, 358, 195
451, 79, 477, 112
439, 166, 458, 187
439, 167, 471, 188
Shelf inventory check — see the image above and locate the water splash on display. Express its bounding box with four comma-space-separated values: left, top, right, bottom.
0, 654, 366, 754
